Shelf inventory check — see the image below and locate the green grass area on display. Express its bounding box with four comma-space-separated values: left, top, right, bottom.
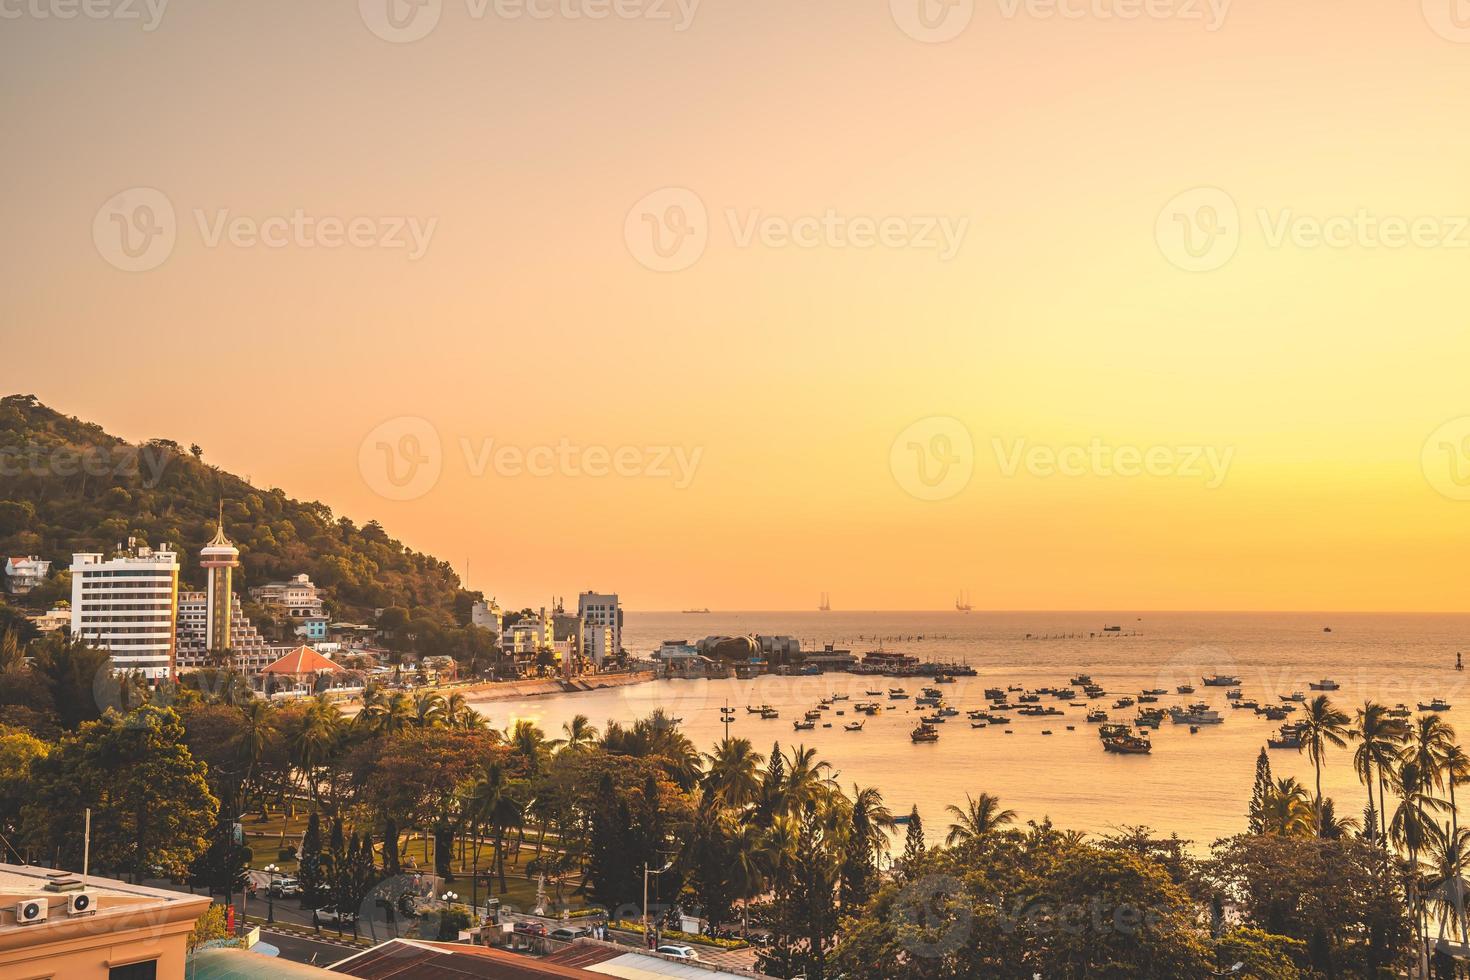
241, 809, 582, 912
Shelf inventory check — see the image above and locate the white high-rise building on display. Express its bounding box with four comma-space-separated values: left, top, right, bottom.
70, 541, 180, 680
577, 591, 620, 666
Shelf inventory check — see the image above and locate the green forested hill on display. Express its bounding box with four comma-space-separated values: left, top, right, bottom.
0, 394, 472, 625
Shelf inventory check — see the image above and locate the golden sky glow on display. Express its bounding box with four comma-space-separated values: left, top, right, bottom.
4, 1, 1470, 610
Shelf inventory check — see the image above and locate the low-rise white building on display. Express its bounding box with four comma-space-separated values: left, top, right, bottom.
577, 590, 621, 666
3, 556, 51, 595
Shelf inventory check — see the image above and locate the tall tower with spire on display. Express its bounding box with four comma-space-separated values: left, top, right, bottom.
200, 502, 241, 659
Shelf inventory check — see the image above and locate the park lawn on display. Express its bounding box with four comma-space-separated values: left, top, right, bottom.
242, 810, 580, 912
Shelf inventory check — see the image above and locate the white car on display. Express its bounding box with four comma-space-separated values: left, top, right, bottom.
656, 944, 699, 960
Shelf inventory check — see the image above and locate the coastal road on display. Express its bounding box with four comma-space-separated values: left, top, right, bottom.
255, 925, 366, 967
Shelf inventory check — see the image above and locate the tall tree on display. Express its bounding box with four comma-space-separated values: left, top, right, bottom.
1248, 747, 1273, 834
299, 810, 324, 909
901, 806, 926, 872
1298, 695, 1350, 836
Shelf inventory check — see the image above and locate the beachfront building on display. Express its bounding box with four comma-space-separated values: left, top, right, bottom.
2, 556, 50, 595
503, 608, 552, 658
0, 863, 210, 980
69, 541, 179, 680
577, 590, 620, 666
258, 644, 347, 696
470, 597, 502, 632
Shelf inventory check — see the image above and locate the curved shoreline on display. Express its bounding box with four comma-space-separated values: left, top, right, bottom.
337, 669, 657, 716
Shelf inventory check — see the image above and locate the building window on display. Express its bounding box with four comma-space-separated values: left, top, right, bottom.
110, 961, 158, 980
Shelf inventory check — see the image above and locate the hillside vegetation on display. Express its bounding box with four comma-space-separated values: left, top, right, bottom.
0, 394, 471, 626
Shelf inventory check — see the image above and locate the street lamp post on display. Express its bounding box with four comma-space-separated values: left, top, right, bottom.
264, 864, 279, 924
642, 859, 673, 950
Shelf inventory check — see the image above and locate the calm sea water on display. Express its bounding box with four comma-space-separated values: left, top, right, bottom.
467, 611, 1470, 847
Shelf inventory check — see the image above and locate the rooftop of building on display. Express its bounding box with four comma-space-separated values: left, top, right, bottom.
260, 645, 343, 675
327, 938, 606, 979
0, 863, 210, 942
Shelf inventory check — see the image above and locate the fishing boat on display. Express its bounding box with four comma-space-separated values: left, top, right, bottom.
1168, 703, 1223, 725
1419, 698, 1453, 712
938, 706, 959, 717
1007, 684, 1024, 692
911, 725, 940, 743
793, 720, 815, 731
1389, 704, 1412, 718
1137, 694, 1158, 704
1260, 706, 1290, 720
1070, 674, 1094, 686
865, 689, 884, 697
1176, 684, 1195, 694
935, 674, 957, 684
1053, 689, 1078, 700
921, 713, 946, 724
1280, 692, 1306, 703
1203, 674, 1242, 687
984, 687, 1005, 700
1142, 688, 1167, 696
1018, 693, 1041, 704
843, 720, 865, 732
831, 693, 850, 700
970, 720, 987, 729
1113, 697, 1135, 709
746, 704, 769, 714
1267, 724, 1304, 749
1230, 699, 1260, 710
804, 710, 821, 721
1086, 709, 1108, 723
760, 707, 780, 719
1135, 709, 1165, 729
1309, 679, 1340, 691
1226, 689, 1243, 700
1099, 723, 1152, 754
889, 692, 910, 700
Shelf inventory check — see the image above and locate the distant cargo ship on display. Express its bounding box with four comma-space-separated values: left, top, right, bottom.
682, 608, 711, 614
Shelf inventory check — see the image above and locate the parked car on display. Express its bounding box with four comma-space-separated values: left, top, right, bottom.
268, 877, 300, 898
657, 945, 699, 960
549, 926, 592, 941
315, 907, 356, 924
512, 920, 547, 937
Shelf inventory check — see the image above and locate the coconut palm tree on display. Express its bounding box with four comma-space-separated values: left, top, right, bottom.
1393, 755, 1454, 965
728, 820, 768, 937
1441, 740, 1470, 947
1352, 701, 1409, 848
944, 792, 1017, 846
466, 759, 525, 894
1298, 695, 1351, 836
511, 720, 549, 776
702, 738, 765, 809
1260, 777, 1314, 837
551, 714, 599, 752
1422, 821, 1470, 949
412, 691, 447, 728
849, 784, 897, 862
782, 744, 837, 812
236, 698, 277, 815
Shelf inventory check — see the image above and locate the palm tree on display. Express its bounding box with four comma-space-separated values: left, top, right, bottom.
782, 744, 836, 812
1298, 695, 1350, 836
1260, 777, 1314, 837
702, 738, 765, 809
944, 792, 1017, 846
282, 696, 341, 841
1445, 743, 1470, 947
466, 759, 525, 894
728, 820, 768, 937
511, 720, 548, 776
553, 714, 599, 752
849, 784, 897, 862
1352, 701, 1408, 848
1420, 821, 1470, 948
1393, 755, 1454, 965
412, 691, 447, 728
236, 699, 277, 815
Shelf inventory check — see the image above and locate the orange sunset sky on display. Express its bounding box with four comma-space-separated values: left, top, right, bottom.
4, 1, 1470, 611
